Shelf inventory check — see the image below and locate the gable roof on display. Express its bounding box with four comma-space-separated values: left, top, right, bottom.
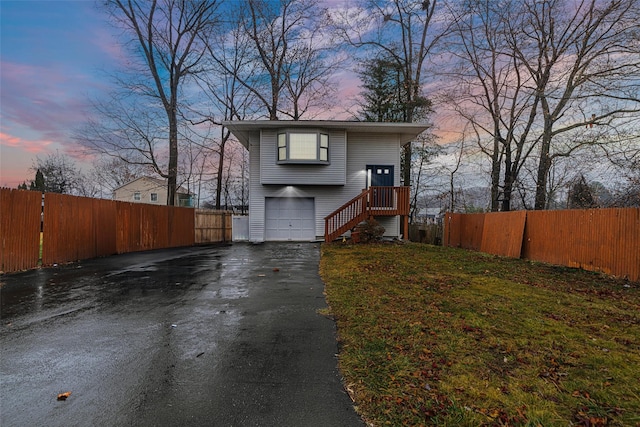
223, 120, 430, 148
113, 176, 191, 195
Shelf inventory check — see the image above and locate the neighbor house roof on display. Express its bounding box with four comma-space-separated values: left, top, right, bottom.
223, 120, 430, 148
113, 176, 191, 195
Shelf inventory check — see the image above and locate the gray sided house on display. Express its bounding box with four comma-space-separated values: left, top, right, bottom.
113, 176, 193, 207
224, 120, 429, 242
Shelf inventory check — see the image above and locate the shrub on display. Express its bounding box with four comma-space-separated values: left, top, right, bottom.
354, 218, 385, 243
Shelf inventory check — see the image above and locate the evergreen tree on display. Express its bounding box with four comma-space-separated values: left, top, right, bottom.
358, 58, 406, 122
30, 169, 46, 192
358, 57, 431, 123
568, 175, 596, 209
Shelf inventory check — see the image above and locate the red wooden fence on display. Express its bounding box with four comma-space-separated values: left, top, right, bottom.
0, 188, 42, 273
43, 193, 118, 265
0, 189, 212, 274
444, 208, 640, 282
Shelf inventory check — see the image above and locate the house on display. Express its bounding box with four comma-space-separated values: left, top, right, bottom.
113, 176, 193, 207
223, 120, 429, 242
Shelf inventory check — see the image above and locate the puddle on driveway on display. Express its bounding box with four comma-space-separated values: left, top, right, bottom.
217, 286, 249, 299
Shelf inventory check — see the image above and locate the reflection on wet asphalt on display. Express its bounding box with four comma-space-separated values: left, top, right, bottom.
0, 243, 364, 427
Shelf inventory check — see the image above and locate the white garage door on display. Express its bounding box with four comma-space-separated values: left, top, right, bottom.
265, 197, 315, 241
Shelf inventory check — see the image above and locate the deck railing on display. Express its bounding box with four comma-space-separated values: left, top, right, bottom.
324, 186, 410, 242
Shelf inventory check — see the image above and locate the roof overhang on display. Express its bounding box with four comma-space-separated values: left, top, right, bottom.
223, 120, 430, 148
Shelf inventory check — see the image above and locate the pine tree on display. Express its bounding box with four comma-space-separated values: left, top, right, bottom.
568, 175, 596, 209
30, 169, 46, 192
358, 58, 406, 122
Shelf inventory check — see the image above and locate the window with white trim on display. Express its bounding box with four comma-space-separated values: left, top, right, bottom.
277, 132, 329, 163
150, 193, 158, 202
133, 192, 141, 201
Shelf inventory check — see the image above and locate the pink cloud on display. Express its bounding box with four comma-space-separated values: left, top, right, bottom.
1, 61, 94, 142
0, 132, 53, 153
92, 27, 130, 68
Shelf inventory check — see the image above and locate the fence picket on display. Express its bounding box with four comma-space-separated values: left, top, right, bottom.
1, 189, 229, 273
445, 208, 639, 282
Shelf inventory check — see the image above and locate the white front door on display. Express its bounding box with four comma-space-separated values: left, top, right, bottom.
265, 197, 315, 241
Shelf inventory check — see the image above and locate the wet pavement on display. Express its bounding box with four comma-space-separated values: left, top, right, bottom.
0, 243, 364, 427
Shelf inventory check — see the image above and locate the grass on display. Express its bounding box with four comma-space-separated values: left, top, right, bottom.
320, 243, 640, 427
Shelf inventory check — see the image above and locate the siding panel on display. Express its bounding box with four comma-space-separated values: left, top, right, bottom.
346, 133, 403, 237
260, 128, 346, 185
249, 133, 266, 241
250, 129, 406, 241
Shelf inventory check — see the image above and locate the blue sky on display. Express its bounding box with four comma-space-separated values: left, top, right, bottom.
1, 0, 123, 187
0, 0, 362, 188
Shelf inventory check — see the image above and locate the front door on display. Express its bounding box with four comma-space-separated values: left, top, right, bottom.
367, 165, 394, 187
366, 165, 394, 207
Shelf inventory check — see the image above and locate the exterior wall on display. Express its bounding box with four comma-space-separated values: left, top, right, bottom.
248, 130, 403, 241
249, 132, 266, 241
345, 132, 401, 237
113, 177, 191, 206
114, 178, 167, 204
259, 128, 346, 185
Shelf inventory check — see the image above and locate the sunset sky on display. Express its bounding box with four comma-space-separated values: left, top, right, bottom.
0, 1, 365, 189
1, 0, 129, 187
0, 1, 459, 190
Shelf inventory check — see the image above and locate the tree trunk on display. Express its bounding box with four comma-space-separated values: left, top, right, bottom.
490, 133, 501, 212
501, 143, 513, 211
534, 140, 551, 210
534, 129, 552, 210
215, 128, 227, 210
167, 109, 178, 206
402, 143, 411, 187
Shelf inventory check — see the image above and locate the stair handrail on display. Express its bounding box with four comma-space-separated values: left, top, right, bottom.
324, 189, 370, 242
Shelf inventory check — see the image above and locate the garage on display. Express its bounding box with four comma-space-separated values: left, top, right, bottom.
265, 197, 316, 241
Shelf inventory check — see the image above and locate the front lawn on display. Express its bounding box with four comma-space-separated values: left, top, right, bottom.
320, 243, 640, 426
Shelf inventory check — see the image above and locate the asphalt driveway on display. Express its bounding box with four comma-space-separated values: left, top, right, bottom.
0, 243, 364, 427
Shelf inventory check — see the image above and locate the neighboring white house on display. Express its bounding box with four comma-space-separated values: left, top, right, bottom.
223, 120, 429, 242
113, 176, 193, 207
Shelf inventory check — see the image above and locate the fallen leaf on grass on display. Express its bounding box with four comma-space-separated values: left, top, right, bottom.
57, 392, 71, 401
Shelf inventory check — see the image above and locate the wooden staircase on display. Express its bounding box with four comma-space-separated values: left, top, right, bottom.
324, 186, 410, 243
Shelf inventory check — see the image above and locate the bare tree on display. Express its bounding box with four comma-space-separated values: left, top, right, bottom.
278, 8, 338, 120
445, 0, 541, 211
602, 133, 640, 206
91, 156, 151, 197
332, 0, 451, 187
190, 17, 256, 209
178, 129, 215, 208
505, 0, 640, 209
410, 133, 441, 221
99, 0, 220, 205
30, 152, 85, 195
210, 0, 335, 121
442, 0, 639, 210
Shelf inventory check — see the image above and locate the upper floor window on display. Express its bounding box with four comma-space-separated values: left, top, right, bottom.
133, 192, 141, 201
150, 193, 158, 202
277, 132, 329, 164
